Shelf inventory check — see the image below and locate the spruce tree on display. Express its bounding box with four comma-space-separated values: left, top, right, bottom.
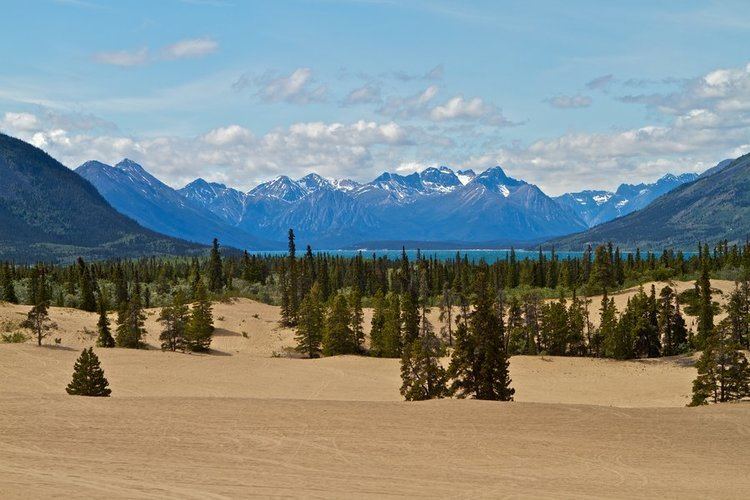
400, 292, 419, 347
400, 273, 447, 401
66, 348, 111, 397
115, 287, 147, 349
287, 229, 299, 325
540, 295, 569, 355
207, 238, 225, 293
448, 271, 514, 401
77, 257, 97, 312
185, 280, 214, 352
322, 294, 357, 356
380, 292, 402, 357
158, 290, 189, 351
295, 283, 324, 358
369, 289, 387, 356
1, 264, 18, 304
690, 320, 750, 405
349, 288, 365, 350
95, 297, 115, 348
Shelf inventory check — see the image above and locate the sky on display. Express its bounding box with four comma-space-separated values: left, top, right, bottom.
1, 0, 750, 195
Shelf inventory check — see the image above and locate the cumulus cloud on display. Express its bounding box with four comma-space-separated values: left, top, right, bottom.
378, 86, 513, 126
0, 111, 425, 188
93, 37, 218, 67
233, 67, 328, 105
544, 94, 592, 109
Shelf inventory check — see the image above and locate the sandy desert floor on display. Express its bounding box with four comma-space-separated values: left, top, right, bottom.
1, 279, 749, 498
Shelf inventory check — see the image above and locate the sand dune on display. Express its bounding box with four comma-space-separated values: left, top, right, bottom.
1, 279, 748, 498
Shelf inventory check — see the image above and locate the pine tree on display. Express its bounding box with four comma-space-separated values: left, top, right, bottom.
400, 292, 419, 347
207, 238, 225, 293
21, 302, 57, 346
295, 283, 324, 358
66, 348, 111, 397
349, 288, 365, 350
658, 285, 686, 356
567, 291, 587, 356
287, 229, 299, 325
158, 290, 189, 351
597, 293, 617, 358
540, 295, 569, 355
400, 274, 447, 401
369, 289, 387, 356
379, 292, 402, 357
322, 294, 357, 356
185, 280, 214, 352
115, 287, 147, 349
77, 257, 97, 312
587, 245, 613, 295
1, 264, 18, 304
448, 271, 514, 401
690, 320, 750, 405
95, 297, 115, 348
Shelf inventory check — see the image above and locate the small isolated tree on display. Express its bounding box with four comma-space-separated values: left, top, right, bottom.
22, 302, 57, 346
66, 347, 111, 397
158, 290, 189, 351
185, 280, 214, 352
295, 283, 324, 358
95, 299, 115, 348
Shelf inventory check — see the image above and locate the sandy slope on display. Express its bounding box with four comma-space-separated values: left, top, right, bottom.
1, 279, 749, 498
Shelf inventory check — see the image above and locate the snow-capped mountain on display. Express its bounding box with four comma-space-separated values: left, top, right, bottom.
81, 161, 697, 249
554, 172, 699, 227
76, 159, 276, 249
178, 178, 246, 223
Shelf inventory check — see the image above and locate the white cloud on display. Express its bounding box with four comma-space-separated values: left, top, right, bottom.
1, 112, 39, 131
93, 47, 149, 67
234, 67, 328, 105
545, 94, 592, 109
342, 84, 382, 106
201, 124, 253, 146
93, 37, 219, 67
162, 37, 219, 60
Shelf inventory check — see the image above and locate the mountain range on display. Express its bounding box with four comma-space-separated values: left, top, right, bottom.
79, 161, 597, 248
0, 133, 202, 263
77, 158, 700, 250
553, 173, 699, 227
550, 155, 746, 249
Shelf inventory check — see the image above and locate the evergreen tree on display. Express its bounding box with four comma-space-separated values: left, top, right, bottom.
1, 264, 18, 304
725, 285, 749, 348
66, 348, 111, 397
322, 294, 357, 356
690, 320, 750, 405
379, 292, 402, 357
115, 287, 147, 349
587, 245, 613, 294
369, 289, 387, 356
540, 295, 569, 355
349, 288, 365, 350
658, 285, 687, 356
158, 290, 189, 351
448, 271, 514, 401
207, 238, 225, 293
400, 292, 419, 347
567, 291, 587, 356
95, 296, 115, 348
77, 257, 97, 312
295, 283, 324, 358
185, 280, 214, 352
21, 302, 57, 346
287, 229, 299, 325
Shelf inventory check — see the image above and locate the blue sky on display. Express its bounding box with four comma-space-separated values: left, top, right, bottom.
1, 0, 750, 194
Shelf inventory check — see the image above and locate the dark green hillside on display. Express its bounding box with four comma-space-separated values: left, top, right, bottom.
549, 153, 750, 250
0, 133, 203, 262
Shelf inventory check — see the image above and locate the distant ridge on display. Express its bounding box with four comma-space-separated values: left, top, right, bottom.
0, 134, 203, 263
548, 154, 750, 250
